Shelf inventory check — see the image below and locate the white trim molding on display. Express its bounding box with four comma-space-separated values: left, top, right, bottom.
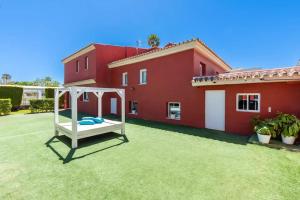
62, 44, 96, 64
64, 79, 96, 87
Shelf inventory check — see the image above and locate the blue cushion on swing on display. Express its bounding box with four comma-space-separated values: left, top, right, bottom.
79, 120, 95, 125
82, 117, 94, 120
93, 117, 104, 123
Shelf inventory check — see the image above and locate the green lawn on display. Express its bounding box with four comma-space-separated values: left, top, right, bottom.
0, 113, 299, 200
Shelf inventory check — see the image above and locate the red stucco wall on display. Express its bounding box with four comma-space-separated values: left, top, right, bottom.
64, 44, 300, 136
200, 82, 300, 135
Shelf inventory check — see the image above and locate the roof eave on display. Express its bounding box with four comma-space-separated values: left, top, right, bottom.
62, 44, 96, 64
108, 40, 231, 71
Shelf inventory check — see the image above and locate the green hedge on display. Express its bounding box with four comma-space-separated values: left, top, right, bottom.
45, 88, 64, 108
30, 98, 54, 113
0, 86, 23, 108
45, 88, 54, 98
0, 99, 12, 115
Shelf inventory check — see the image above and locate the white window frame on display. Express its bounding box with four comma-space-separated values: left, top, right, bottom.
236, 93, 260, 112
140, 69, 147, 85
83, 92, 89, 102
85, 56, 89, 70
76, 61, 80, 73
122, 72, 128, 86
168, 102, 181, 120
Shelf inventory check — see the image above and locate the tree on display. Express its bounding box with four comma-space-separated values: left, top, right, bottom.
14, 76, 60, 87
1, 74, 12, 85
147, 34, 160, 48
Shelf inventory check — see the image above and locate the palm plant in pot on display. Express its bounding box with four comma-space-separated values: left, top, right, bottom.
251, 116, 277, 144
275, 113, 300, 145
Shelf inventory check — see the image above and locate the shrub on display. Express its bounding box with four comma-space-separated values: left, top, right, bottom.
45, 88, 64, 108
257, 126, 271, 135
0, 99, 12, 115
30, 98, 54, 113
251, 115, 277, 137
0, 86, 23, 108
45, 88, 54, 98
275, 113, 300, 137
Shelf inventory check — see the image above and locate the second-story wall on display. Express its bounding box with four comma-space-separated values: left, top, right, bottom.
109, 49, 204, 127
64, 49, 97, 84
193, 50, 228, 77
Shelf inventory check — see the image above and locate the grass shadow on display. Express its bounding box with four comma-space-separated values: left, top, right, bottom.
45, 132, 128, 164
125, 118, 249, 145
58, 110, 248, 145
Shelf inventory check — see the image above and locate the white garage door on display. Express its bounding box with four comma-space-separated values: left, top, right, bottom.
205, 90, 225, 131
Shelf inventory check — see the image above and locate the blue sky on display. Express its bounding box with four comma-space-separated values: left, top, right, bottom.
0, 0, 299, 83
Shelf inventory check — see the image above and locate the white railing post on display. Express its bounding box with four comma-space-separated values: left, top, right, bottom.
71, 87, 78, 148
98, 92, 103, 117
54, 89, 59, 136
121, 89, 125, 135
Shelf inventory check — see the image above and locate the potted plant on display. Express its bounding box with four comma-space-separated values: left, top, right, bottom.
276, 113, 300, 145
251, 115, 277, 144
256, 126, 272, 144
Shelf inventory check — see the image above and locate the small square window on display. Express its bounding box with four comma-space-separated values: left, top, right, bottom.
83, 92, 89, 102
168, 102, 181, 120
122, 72, 128, 86
236, 93, 260, 112
129, 101, 138, 114
140, 69, 147, 84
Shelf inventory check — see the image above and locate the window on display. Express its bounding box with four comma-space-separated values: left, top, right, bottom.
236, 93, 260, 112
76, 60, 80, 72
85, 56, 89, 70
83, 92, 89, 102
122, 72, 128, 86
168, 102, 181, 120
140, 69, 147, 84
129, 101, 138, 114
200, 62, 206, 76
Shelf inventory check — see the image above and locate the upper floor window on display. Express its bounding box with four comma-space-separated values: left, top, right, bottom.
83, 92, 89, 102
140, 69, 147, 84
200, 62, 206, 76
168, 102, 181, 120
76, 60, 80, 73
236, 93, 260, 112
85, 56, 89, 70
122, 72, 128, 86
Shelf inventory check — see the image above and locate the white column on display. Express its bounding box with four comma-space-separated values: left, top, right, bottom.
54, 89, 59, 136
120, 90, 125, 135
71, 88, 78, 148
98, 92, 103, 117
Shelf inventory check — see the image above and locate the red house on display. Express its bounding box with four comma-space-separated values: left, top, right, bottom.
63, 39, 300, 135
